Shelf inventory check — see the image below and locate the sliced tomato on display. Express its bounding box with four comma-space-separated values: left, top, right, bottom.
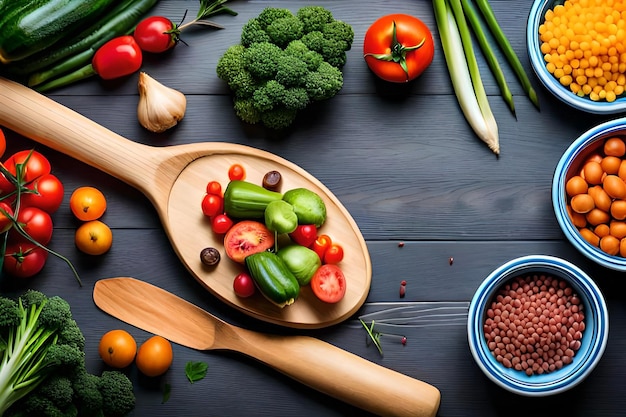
310, 264, 346, 303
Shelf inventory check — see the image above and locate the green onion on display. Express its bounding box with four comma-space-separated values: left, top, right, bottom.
474, 0, 540, 109
460, 0, 515, 116
433, 0, 500, 154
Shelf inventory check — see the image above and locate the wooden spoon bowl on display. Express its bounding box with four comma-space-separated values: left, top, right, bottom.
0, 77, 372, 328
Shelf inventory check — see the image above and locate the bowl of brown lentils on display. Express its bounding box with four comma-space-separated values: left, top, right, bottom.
467, 255, 608, 396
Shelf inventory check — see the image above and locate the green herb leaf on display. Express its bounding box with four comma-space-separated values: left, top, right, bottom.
359, 319, 383, 356
185, 361, 209, 383
162, 383, 171, 403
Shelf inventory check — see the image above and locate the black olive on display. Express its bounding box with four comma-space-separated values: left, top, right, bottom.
200, 247, 220, 266
262, 170, 282, 191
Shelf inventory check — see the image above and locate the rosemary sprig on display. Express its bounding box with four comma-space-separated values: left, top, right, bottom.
360, 319, 384, 356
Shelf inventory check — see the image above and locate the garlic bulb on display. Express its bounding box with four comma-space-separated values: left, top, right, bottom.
137, 72, 186, 133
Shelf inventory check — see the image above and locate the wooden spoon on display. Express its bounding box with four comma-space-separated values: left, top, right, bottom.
93, 277, 441, 417
0, 77, 371, 329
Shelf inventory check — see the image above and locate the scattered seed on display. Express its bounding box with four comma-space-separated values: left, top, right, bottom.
398, 242, 405, 247
401, 336, 407, 345
399, 285, 406, 298
400, 280, 407, 286
449, 257, 454, 265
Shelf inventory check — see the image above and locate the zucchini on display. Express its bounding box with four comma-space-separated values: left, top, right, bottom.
245, 252, 300, 308
223, 180, 283, 219
0, 0, 118, 64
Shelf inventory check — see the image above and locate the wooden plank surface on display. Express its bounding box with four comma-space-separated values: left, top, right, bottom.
1, 0, 626, 416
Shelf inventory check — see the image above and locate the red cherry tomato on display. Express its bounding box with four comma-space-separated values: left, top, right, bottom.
201, 194, 224, 218
0, 201, 14, 233
363, 14, 435, 83
228, 164, 246, 181
19, 173, 64, 213
310, 264, 347, 303
289, 224, 318, 247
12, 206, 53, 245
3, 242, 49, 278
206, 180, 222, 196
312, 234, 332, 261
233, 272, 256, 298
3, 150, 51, 185
211, 214, 234, 234
92, 35, 143, 80
324, 243, 344, 264
134, 16, 177, 53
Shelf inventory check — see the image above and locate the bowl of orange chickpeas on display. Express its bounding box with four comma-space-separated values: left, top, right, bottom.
527, 0, 626, 113
553, 117, 626, 269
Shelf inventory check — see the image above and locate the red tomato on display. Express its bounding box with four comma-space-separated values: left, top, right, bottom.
201, 193, 224, 218
324, 243, 344, 264
312, 234, 332, 261
3, 150, 51, 185
289, 224, 318, 247
0, 201, 14, 233
3, 242, 49, 278
206, 180, 222, 196
134, 16, 177, 53
19, 174, 64, 213
0, 128, 6, 158
92, 36, 143, 80
310, 264, 347, 303
363, 14, 435, 83
228, 164, 246, 181
12, 206, 53, 245
211, 213, 234, 234
233, 272, 256, 298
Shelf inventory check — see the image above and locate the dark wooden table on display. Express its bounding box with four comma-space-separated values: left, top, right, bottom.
1, 1, 625, 416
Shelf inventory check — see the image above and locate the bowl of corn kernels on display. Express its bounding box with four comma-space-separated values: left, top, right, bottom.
553, 117, 626, 270
468, 255, 608, 396
527, 0, 626, 113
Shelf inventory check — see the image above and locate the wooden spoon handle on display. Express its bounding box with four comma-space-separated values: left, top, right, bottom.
234, 329, 441, 417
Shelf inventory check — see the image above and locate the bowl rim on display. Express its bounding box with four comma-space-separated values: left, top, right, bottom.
467, 255, 609, 396
527, 0, 626, 114
553, 117, 626, 270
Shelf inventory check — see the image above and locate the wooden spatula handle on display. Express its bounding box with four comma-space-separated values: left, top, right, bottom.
234, 329, 440, 417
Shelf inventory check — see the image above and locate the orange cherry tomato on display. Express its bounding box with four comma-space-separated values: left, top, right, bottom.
228, 163, 246, 181
70, 186, 107, 221
312, 234, 332, 261
136, 335, 173, 377
206, 180, 222, 196
75, 220, 113, 255
324, 243, 344, 264
98, 329, 137, 368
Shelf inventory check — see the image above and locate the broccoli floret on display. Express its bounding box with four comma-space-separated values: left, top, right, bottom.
243, 42, 284, 80
261, 108, 298, 130
240, 18, 271, 47
98, 371, 135, 417
256, 7, 294, 28
265, 17, 304, 47
296, 6, 334, 32
305, 61, 344, 101
233, 98, 262, 124
275, 54, 309, 87
216, 5, 353, 129
284, 40, 324, 71
0, 292, 135, 417
216, 44, 246, 84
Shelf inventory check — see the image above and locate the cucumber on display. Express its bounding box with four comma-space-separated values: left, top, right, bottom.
223, 180, 283, 219
0, 0, 118, 63
245, 252, 300, 308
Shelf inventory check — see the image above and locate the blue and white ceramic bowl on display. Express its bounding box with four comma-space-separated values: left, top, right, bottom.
527, 0, 626, 113
468, 255, 608, 396
553, 117, 626, 270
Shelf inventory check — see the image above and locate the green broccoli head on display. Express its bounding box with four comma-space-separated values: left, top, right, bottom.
72, 370, 103, 417
217, 5, 353, 129
98, 371, 135, 417
305, 61, 344, 101
296, 6, 335, 32
56, 318, 85, 352
38, 296, 72, 331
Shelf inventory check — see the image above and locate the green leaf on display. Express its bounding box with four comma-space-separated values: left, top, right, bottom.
185, 361, 209, 383
162, 383, 171, 403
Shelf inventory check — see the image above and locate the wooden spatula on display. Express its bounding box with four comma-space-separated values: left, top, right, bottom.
93, 277, 441, 417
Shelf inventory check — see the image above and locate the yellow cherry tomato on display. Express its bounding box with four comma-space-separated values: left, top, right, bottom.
70, 186, 107, 221
136, 335, 173, 377
75, 220, 113, 255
